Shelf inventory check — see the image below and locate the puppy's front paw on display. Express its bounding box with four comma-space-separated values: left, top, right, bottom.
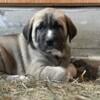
40, 66, 67, 82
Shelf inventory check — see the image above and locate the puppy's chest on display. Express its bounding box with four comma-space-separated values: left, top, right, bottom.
45, 55, 66, 66
28, 48, 67, 67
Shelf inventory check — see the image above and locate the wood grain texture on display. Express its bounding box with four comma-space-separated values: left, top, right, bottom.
0, 0, 100, 6
0, 0, 100, 3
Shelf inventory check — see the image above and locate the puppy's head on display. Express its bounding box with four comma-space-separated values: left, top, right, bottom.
23, 8, 77, 57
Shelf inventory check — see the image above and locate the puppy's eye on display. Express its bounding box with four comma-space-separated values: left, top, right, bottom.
57, 24, 62, 28
53, 22, 63, 30
37, 22, 46, 30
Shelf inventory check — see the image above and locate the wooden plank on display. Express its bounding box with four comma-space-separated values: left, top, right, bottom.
71, 31, 100, 49
0, 0, 100, 6
0, 0, 99, 3
71, 49, 100, 56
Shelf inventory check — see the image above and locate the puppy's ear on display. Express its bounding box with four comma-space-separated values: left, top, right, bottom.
65, 16, 77, 42
23, 18, 33, 43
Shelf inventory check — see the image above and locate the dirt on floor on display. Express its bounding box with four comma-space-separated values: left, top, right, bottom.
0, 75, 100, 100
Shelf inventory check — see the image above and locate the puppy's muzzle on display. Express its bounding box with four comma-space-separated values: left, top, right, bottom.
45, 30, 55, 48
46, 37, 55, 47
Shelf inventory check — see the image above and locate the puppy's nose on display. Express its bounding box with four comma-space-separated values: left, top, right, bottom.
46, 39, 54, 47
46, 30, 54, 46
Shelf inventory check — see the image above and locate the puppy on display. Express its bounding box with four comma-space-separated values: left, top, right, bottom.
0, 8, 77, 81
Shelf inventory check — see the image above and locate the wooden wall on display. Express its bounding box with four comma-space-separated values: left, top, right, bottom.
0, 8, 99, 57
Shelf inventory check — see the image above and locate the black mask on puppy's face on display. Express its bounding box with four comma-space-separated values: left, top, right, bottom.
35, 14, 66, 54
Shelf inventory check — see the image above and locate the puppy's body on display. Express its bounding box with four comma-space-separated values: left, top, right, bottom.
0, 34, 24, 75
0, 33, 70, 80
0, 8, 77, 81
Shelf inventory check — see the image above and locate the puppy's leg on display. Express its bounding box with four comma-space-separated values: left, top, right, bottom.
27, 60, 68, 82
0, 45, 17, 74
